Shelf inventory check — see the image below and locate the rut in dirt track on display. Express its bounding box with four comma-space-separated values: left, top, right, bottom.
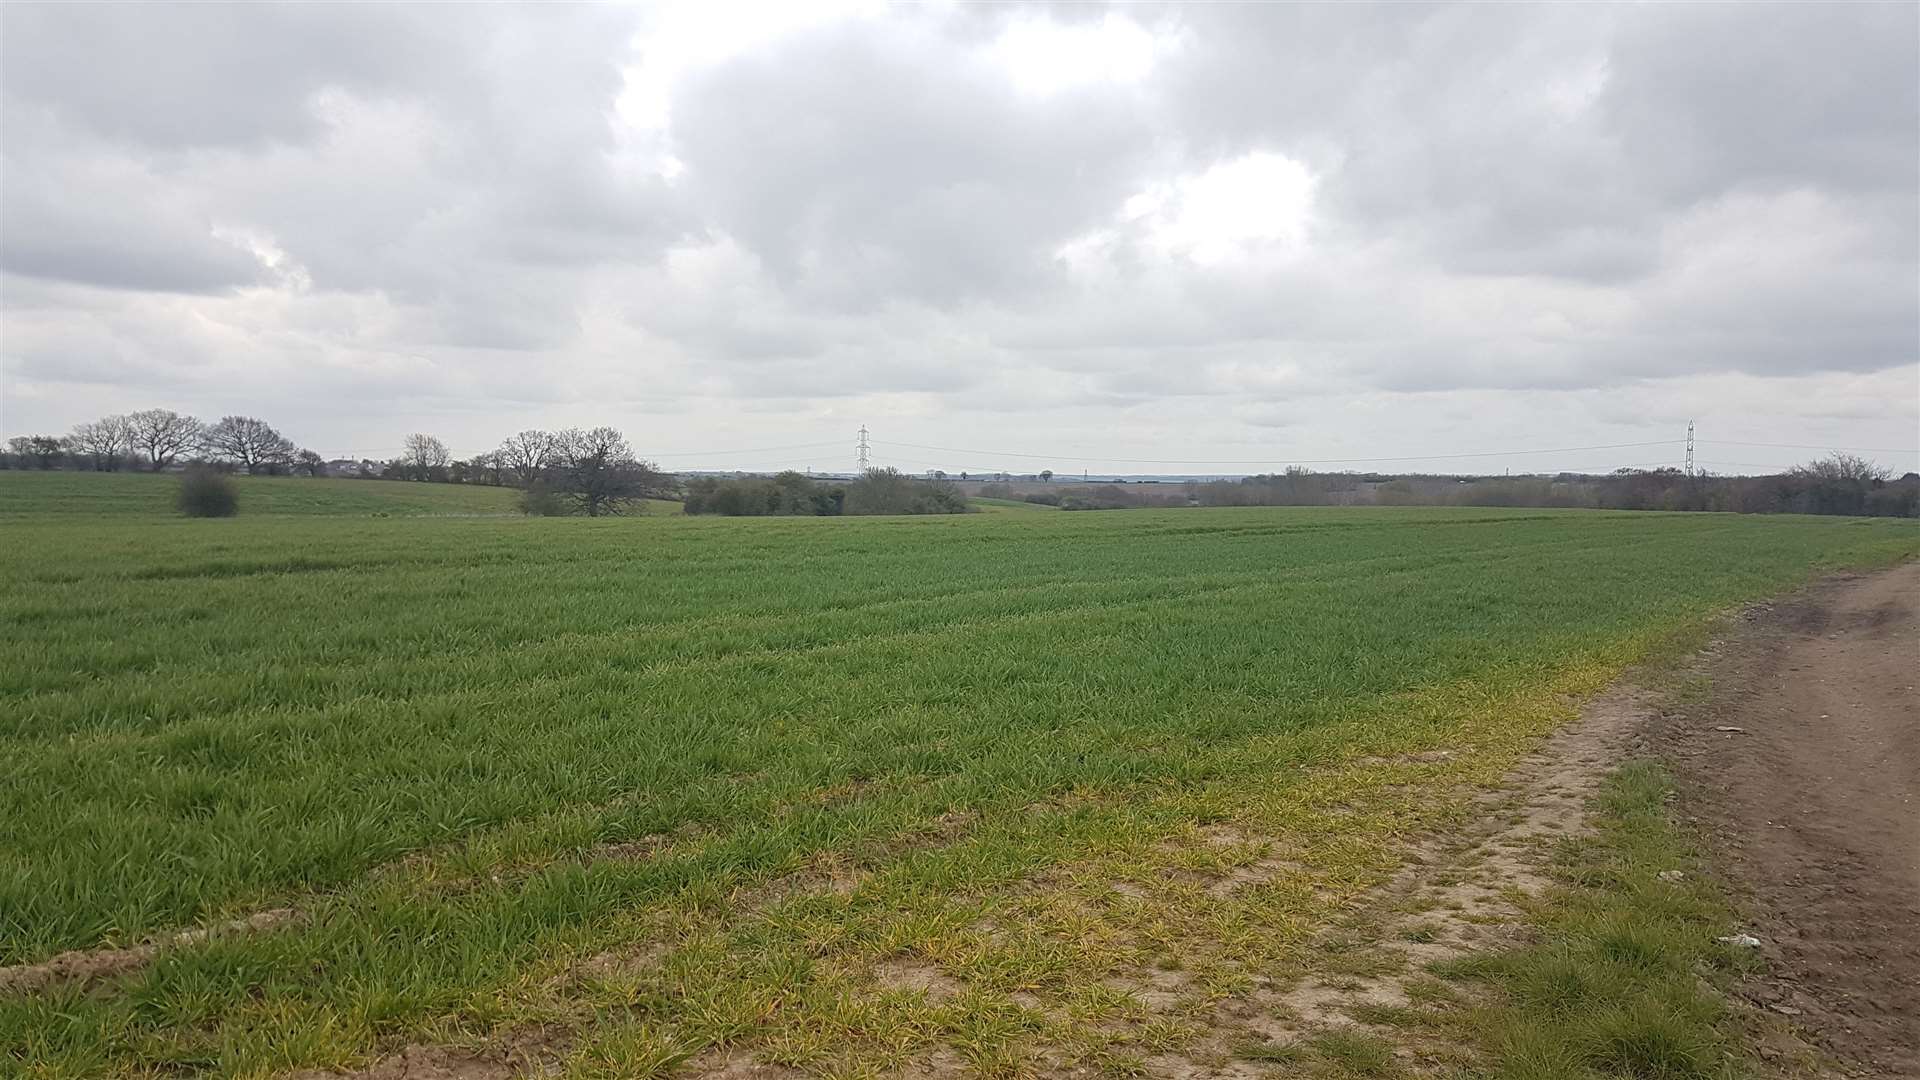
1654, 560, 1920, 1077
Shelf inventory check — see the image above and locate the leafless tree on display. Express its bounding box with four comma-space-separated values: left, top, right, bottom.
469, 450, 504, 486
1791, 452, 1889, 484
549, 426, 668, 516
400, 433, 451, 480
496, 429, 554, 487
203, 416, 297, 474
295, 449, 327, 477
9, 435, 65, 469
67, 415, 133, 471
127, 409, 205, 471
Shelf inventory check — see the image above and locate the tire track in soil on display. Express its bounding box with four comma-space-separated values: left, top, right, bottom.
1649, 561, 1920, 1077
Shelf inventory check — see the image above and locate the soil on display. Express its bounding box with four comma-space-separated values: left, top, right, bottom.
0, 907, 298, 997
1649, 561, 1920, 1077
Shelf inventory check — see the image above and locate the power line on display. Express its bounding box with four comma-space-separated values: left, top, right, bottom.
873, 438, 1682, 467
1695, 459, 1818, 472
1699, 439, 1917, 455
649, 439, 845, 459
879, 451, 1683, 477
324, 439, 846, 461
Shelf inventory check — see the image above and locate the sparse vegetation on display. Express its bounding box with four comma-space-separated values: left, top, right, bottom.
1425, 762, 1750, 1079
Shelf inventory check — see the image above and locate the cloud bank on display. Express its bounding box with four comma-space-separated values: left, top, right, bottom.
2, 2, 1914, 474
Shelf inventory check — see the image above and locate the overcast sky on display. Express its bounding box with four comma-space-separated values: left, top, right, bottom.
2, 2, 1915, 476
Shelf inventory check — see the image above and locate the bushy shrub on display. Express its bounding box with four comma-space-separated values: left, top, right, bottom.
843, 468, 968, 515
684, 473, 845, 516
519, 484, 568, 516
176, 467, 239, 517
1055, 484, 1186, 510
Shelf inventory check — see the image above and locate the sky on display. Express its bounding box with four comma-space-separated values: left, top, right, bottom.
1, 1, 1916, 478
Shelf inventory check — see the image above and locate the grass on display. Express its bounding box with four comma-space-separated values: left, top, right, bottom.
1428, 762, 1756, 1079
968, 496, 1060, 513
0, 469, 528, 518
0, 472, 1912, 1077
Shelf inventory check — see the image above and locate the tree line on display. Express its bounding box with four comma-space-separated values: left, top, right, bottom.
5, 411, 324, 475
683, 468, 968, 516
334, 426, 676, 517
977, 455, 1917, 518
5, 413, 675, 517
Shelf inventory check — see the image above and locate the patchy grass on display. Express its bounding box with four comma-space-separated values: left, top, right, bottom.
1428, 761, 1755, 1079
0, 499, 1912, 1077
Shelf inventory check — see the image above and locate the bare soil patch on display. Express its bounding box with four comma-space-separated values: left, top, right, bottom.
1184, 685, 1654, 1055
1647, 561, 1920, 1076
0, 907, 299, 996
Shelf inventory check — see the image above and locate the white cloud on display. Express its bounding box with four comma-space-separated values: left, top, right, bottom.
1133, 152, 1317, 265
987, 13, 1168, 96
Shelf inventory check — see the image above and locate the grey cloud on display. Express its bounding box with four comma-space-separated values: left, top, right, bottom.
0, 2, 1913, 468
0, 4, 441, 149
669, 14, 1158, 309
1602, 4, 1920, 201
0, 113, 265, 293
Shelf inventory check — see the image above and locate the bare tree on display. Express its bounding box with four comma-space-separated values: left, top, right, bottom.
204, 416, 297, 474
469, 450, 504, 486
295, 449, 327, 477
67, 415, 133, 471
400, 433, 451, 481
127, 409, 205, 471
496, 429, 553, 487
1791, 452, 1890, 484
9, 435, 66, 469
549, 426, 668, 516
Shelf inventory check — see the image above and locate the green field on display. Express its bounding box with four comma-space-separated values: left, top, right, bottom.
2, 473, 1914, 1078
0, 470, 534, 519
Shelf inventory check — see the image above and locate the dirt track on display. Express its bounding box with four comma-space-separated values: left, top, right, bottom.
1653, 561, 1920, 1076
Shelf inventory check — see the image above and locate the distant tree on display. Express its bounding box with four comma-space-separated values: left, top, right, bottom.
1775, 453, 1891, 516
684, 472, 846, 516
469, 450, 504, 486
843, 467, 915, 514
1039, 469, 1054, 483
496, 430, 554, 487
67, 415, 133, 471
843, 467, 968, 515
126, 409, 204, 471
518, 483, 567, 516
9, 435, 65, 469
1793, 452, 1889, 485
203, 416, 297, 474
295, 449, 327, 477
400, 433, 451, 481
548, 426, 669, 516
176, 466, 240, 517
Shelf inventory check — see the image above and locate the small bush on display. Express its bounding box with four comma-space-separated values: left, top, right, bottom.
519, 484, 568, 516
176, 468, 239, 517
